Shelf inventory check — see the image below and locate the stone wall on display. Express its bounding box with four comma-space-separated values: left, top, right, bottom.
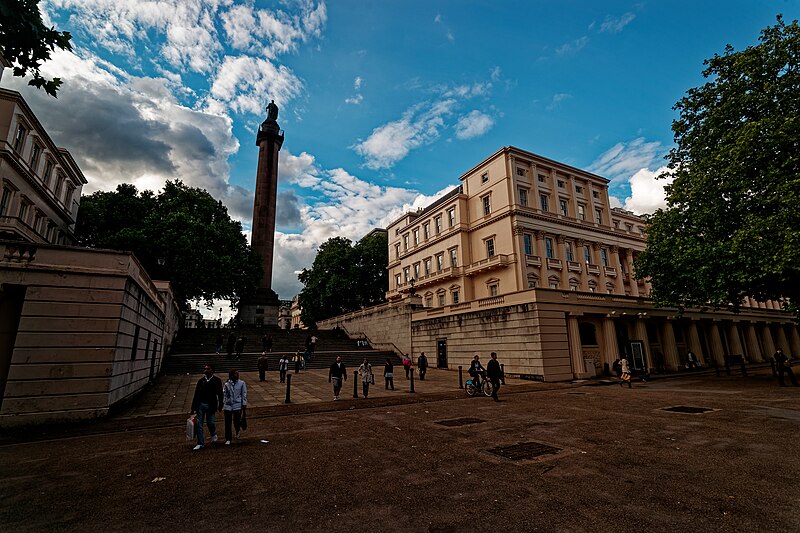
317, 300, 413, 356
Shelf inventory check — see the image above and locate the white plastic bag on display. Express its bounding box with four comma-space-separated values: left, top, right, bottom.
186, 415, 196, 441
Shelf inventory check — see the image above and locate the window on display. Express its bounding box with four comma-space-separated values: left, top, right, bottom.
13, 124, 27, 152
423, 223, 430, 240
577, 204, 586, 220
549, 282, 559, 289
448, 207, 456, 226
595, 207, 603, 224
519, 188, 528, 207
481, 195, 491, 216
403, 267, 410, 282
438, 293, 446, 306
452, 290, 460, 304
395, 244, 401, 258
435, 216, 442, 234
395, 274, 401, 288
413, 263, 420, 279
489, 284, 498, 297
486, 238, 495, 258
600, 248, 609, 267
523, 233, 532, 256
55, 174, 65, 201
0, 188, 11, 216
516, 167, 526, 177
538, 174, 546, 183
625, 223, 633, 232
30, 143, 42, 172
64, 184, 75, 208
450, 248, 458, 267
403, 234, 409, 250
559, 199, 568, 217
481, 172, 489, 183
527, 278, 537, 289
575, 185, 583, 193
425, 295, 433, 307
583, 245, 591, 263
42, 159, 54, 187
557, 180, 564, 188
436, 253, 444, 271
424, 258, 431, 275
413, 228, 419, 245
565, 242, 574, 262
540, 194, 549, 212
592, 190, 600, 199
545, 237, 554, 259
613, 220, 619, 229
18, 200, 30, 223
131, 325, 141, 360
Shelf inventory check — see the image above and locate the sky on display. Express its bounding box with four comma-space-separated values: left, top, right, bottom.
4, 0, 799, 318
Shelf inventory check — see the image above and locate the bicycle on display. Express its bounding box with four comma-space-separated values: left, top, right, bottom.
465, 371, 494, 397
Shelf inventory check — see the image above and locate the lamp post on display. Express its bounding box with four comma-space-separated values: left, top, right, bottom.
410, 278, 416, 297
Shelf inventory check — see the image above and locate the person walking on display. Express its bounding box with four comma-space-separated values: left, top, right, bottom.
215, 333, 223, 355
486, 352, 502, 401
234, 336, 244, 360
294, 349, 303, 373
384, 358, 395, 390
774, 348, 799, 387
226, 333, 236, 358
417, 352, 428, 381
686, 350, 699, 370
358, 358, 374, 398
310, 334, 318, 355
189, 364, 223, 450
402, 353, 412, 379
328, 355, 347, 400
469, 354, 485, 391
257, 352, 269, 382
223, 369, 247, 445
278, 354, 289, 383
619, 357, 632, 388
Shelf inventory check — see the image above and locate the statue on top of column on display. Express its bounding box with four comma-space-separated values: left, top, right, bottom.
266, 99, 279, 121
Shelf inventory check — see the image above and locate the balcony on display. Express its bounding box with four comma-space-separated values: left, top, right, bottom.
546, 258, 562, 270
586, 263, 600, 275
525, 254, 541, 267
465, 254, 510, 276
567, 260, 582, 273
604, 266, 617, 277
0, 215, 46, 244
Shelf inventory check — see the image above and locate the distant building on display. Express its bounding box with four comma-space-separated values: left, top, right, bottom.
183, 309, 202, 328
320, 146, 799, 380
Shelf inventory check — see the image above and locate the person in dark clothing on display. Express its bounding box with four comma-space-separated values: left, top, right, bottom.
294, 349, 303, 373
686, 351, 699, 370
190, 364, 224, 450
469, 355, 485, 390
226, 333, 236, 358
257, 352, 269, 382
417, 352, 428, 380
402, 353, 412, 379
486, 352, 502, 401
774, 348, 798, 387
328, 355, 347, 400
266, 335, 273, 352
235, 337, 244, 360
384, 358, 395, 390
215, 333, 223, 355
261, 335, 269, 352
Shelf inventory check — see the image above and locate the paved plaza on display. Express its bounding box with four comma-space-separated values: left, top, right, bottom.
1, 368, 798, 532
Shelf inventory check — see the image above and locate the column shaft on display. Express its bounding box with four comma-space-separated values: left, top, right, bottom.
567, 315, 589, 378
744, 323, 763, 363
708, 323, 725, 365
661, 321, 680, 371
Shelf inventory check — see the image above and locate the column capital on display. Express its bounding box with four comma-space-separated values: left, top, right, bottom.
556, 234, 566, 244
610, 245, 619, 253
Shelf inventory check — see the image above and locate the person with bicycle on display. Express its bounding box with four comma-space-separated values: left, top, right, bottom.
469, 354, 485, 391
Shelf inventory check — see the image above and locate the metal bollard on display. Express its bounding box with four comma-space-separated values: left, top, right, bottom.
353, 371, 359, 398
770, 358, 777, 377
739, 356, 747, 377
458, 366, 463, 389
724, 355, 731, 376
285, 374, 292, 404
500, 364, 506, 385
713, 358, 720, 377
410, 368, 415, 393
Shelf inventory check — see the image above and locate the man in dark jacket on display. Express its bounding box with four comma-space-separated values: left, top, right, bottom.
257, 352, 269, 382
486, 352, 503, 402
190, 364, 224, 450
417, 352, 428, 380
328, 355, 347, 401
774, 348, 798, 387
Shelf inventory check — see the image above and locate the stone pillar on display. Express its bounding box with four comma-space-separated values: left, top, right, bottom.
661, 321, 681, 371
610, 245, 624, 294
726, 322, 744, 360
577, 239, 589, 291
744, 323, 763, 363
556, 235, 569, 290
626, 249, 639, 297
593, 242, 608, 293
567, 314, 590, 378
775, 325, 790, 353
790, 326, 800, 358
707, 322, 725, 366
602, 317, 618, 368
761, 324, 776, 359
687, 321, 707, 366
633, 318, 652, 369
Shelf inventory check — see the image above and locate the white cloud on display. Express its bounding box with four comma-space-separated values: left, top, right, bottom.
454, 110, 494, 140
546, 92, 572, 111
345, 94, 363, 105
434, 14, 442, 23
588, 137, 667, 183
209, 55, 304, 115
354, 76, 363, 90
600, 13, 636, 34
623, 166, 674, 214
556, 36, 589, 55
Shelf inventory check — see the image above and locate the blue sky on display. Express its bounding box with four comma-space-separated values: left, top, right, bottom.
4, 0, 799, 308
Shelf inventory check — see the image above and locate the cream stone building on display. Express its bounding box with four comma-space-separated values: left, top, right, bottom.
321, 146, 799, 381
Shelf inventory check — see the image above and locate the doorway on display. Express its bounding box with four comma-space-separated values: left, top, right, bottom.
436, 339, 448, 368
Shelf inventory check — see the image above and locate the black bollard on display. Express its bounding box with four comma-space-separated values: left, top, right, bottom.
353, 371, 359, 398
770, 357, 777, 377
500, 364, 506, 385
458, 366, 463, 389
410, 368, 415, 393
723, 355, 731, 376
713, 358, 720, 377
739, 356, 747, 377
285, 374, 292, 404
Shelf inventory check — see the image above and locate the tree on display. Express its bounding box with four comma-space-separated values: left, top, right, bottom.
635, 16, 800, 316
0, 0, 72, 97
297, 232, 388, 326
76, 181, 263, 309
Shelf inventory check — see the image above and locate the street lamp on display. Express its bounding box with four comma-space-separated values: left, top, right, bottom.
409, 278, 416, 296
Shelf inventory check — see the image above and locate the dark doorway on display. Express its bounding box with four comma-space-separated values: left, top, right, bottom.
0, 284, 27, 411
629, 340, 646, 370
437, 339, 448, 368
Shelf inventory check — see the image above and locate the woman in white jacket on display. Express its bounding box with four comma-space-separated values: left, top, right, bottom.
223, 369, 247, 444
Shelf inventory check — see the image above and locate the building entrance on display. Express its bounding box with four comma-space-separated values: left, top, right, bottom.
437, 339, 448, 368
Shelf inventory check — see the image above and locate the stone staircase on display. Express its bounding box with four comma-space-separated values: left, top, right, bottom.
162, 326, 399, 375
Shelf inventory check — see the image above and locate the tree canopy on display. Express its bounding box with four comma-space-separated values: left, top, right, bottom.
0, 0, 72, 97
76, 181, 262, 309
635, 16, 800, 316
297, 231, 388, 326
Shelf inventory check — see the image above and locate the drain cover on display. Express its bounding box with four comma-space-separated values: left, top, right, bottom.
661, 406, 715, 414
487, 441, 561, 461
435, 417, 486, 427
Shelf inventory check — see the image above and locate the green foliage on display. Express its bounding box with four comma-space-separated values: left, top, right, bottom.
0, 0, 72, 97
636, 16, 800, 316
298, 232, 389, 326
76, 181, 262, 309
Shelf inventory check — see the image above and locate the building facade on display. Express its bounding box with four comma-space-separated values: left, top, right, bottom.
321, 146, 798, 381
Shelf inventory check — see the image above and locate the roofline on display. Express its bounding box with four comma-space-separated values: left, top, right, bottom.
459, 145, 610, 184
385, 185, 463, 230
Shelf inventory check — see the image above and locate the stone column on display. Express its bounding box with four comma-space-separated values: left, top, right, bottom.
775, 325, 790, 353
726, 322, 744, 360
626, 249, 639, 297
557, 235, 569, 290
687, 321, 707, 366
744, 323, 763, 363
790, 326, 800, 358
576, 239, 589, 291
602, 317, 618, 368
610, 245, 624, 294
633, 318, 652, 369
567, 314, 590, 378
593, 242, 608, 293
708, 322, 725, 366
761, 324, 776, 359
661, 321, 681, 371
